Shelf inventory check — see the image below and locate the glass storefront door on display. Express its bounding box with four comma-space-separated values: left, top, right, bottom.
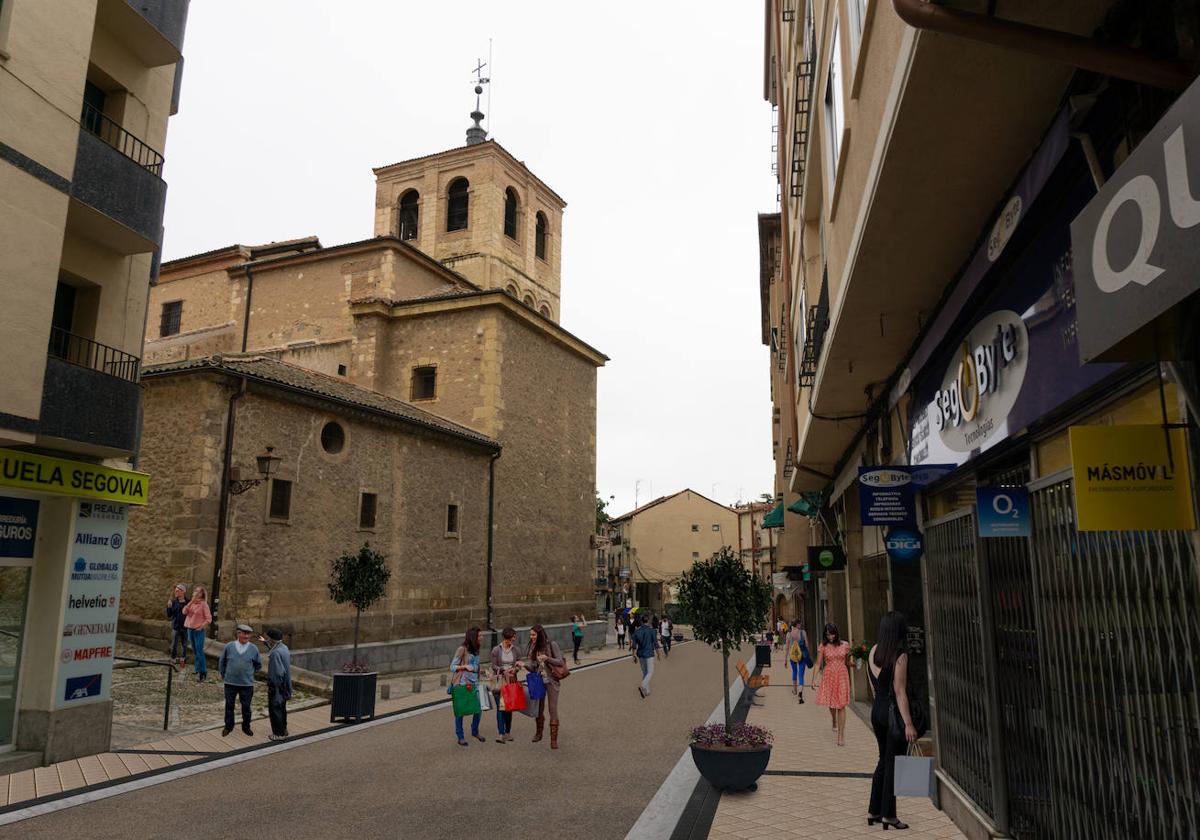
0, 565, 31, 750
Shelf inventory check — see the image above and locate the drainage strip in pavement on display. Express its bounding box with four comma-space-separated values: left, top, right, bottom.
0, 646, 651, 825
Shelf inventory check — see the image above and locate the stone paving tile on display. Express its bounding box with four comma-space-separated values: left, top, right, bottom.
706, 649, 965, 840
8, 769, 35, 804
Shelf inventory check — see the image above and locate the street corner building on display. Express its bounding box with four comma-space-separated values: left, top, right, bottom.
759, 1, 1200, 838
0, 0, 190, 768
605, 490, 739, 614
119, 102, 608, 670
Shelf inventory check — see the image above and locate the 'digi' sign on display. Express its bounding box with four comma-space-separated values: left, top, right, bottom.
885, 528, 924, 564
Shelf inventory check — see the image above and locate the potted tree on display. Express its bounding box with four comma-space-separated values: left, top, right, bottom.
328, 542, 391, 722
676, 545, 773, 791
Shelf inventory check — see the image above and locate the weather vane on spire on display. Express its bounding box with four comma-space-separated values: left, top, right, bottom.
466, 56, 490, 145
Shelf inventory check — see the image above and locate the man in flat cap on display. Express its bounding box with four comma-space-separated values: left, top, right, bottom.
218, 623, 262, 736
261, 627, 292, 741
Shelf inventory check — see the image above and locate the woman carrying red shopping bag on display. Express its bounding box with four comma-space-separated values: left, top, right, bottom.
490, 626, 524, 742
526, 624, 569, 749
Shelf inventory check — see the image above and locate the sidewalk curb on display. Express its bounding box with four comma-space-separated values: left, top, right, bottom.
623, 663, 753, 840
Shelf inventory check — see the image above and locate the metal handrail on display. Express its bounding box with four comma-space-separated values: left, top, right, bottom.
80, 102, 164, 176
114, 655, 176, 730
48, 327, 141, 383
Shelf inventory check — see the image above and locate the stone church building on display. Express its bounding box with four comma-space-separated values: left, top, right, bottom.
120, 113, 607, 648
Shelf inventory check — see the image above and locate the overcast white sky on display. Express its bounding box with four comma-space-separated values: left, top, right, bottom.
162, 2, 777, 517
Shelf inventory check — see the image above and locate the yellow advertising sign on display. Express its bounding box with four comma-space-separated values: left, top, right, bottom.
0, 448, 149, 505
1069, 426, 1196, 531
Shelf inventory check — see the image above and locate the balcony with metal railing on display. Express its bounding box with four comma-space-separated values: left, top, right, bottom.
69, 103, 167, 254
40, 328, 143, 454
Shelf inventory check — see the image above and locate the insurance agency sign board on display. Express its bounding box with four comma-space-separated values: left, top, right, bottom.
56, 501, 129, 708
1071, 75, 1200, 363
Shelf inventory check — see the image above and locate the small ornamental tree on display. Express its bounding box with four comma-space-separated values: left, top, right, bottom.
676, 545, 772, 734
328, 542, 391, 669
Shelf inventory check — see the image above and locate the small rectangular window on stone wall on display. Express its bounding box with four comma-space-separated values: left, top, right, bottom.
359, 492, 377, 529
269, 478, 292, 520
691, 524, 699, 532
411, 366, 437, 400
160, 300, 182, 337
712, 524, 720, 531
446, 503, 459, 535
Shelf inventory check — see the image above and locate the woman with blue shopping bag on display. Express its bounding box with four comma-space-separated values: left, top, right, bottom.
526, 623, 568, 749
449, 627, 485, 747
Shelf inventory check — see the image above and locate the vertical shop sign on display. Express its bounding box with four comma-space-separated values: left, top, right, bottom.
56, 501, 128, 707
0, 496, 38, 558
976, 486, 1031, 538
858, 467, 917, 526
1069, 425, 1197, 531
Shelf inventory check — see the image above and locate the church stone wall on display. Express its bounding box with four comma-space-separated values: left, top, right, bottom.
121, 374, 496, 650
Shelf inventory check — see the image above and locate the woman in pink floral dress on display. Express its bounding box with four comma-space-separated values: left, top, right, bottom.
814, 622, 852, 746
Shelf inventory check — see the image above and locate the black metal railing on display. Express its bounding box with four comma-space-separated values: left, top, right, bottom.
114, 656, 176, 731
81, 102, 164, 176
48, 327, 141, 382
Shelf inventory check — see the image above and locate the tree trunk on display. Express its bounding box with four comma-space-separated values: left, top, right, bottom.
722, 643, 731, 734
353, 607, 361, 666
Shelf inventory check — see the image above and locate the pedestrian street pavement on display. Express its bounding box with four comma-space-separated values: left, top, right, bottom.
0, 638, 630, 810
706, 646, 965, 840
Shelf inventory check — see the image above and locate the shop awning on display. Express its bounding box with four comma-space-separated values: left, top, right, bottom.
762, 503, 784, 529
787, 491, 823, 517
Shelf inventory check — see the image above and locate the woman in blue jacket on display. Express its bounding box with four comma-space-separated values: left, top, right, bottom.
450, 627, 484, 746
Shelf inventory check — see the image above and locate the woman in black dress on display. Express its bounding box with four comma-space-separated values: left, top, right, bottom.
867, 611, 919, 830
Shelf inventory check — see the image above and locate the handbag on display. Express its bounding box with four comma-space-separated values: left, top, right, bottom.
888, 691, 929, 741
894, 743, 936, 797
500, 680, 526, 712
451, 681, 481, 717
526, 670, 547, 700
548, 660, 571, 681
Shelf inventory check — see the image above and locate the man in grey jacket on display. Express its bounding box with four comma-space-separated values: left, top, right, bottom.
263, 627, 292, 741
219, 623, 262, 736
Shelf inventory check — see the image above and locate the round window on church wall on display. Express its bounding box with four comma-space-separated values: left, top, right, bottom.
321, 421, 345, 455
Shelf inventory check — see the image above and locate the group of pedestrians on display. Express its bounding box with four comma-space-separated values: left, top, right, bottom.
449, 623, 569, 750
786, 612, 923, 830
165, 584, 293, 741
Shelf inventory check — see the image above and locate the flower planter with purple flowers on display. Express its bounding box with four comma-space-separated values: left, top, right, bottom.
689, 723, 773, 791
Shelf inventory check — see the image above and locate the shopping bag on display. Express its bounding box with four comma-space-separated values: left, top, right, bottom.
451, 682, 481, 717
894, 745, 935, 798
516, 684, 538, 718
477, 681, 492, 712
526, 670, 547, 701
500, 681, 526, 712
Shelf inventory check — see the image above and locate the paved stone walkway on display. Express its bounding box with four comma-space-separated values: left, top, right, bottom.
0, 638, 626, 809
707, 647, 965, 839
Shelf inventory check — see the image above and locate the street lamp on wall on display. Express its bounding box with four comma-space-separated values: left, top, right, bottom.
229, 446, 281, 495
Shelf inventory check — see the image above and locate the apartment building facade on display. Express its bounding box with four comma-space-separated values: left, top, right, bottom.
0, 1, 188, 767
763, 1, 1200, 837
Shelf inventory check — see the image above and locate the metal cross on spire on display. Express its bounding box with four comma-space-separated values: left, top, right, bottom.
472, 58, 490, 87
466, 54, 491, 145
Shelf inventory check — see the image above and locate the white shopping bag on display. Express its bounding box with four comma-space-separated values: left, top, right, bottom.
477, 681, 492, 712
894, 744, 935, 798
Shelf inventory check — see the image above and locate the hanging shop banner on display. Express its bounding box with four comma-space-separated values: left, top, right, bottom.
976, 486, 1031, 538
858, 467, 916, 526
807, 545, 846, 572
1071, 75, 1200, 363
885, 528, 924, 564
1069, 425, 1197, 531
909, 147, 1122, 469
56, 501, 129, 708
0, 495, 39, 559
0, 448, 149, 505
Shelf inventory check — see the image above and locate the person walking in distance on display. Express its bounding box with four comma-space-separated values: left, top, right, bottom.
451, 626, 485, 747
615, 613, 627, 650
527, 624, 567, 748
571, 614, 585, 664
490, 626, 523, 742
633, 615, 657, 698
262, 628, 291, 741
659, 615, 673, 657
182, 585, 211, 682
165, 584, 188, 668
218, 623, 262, 737
788, 620, 811, 702
867, 612, 919, 830
814, 622, 852, 746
